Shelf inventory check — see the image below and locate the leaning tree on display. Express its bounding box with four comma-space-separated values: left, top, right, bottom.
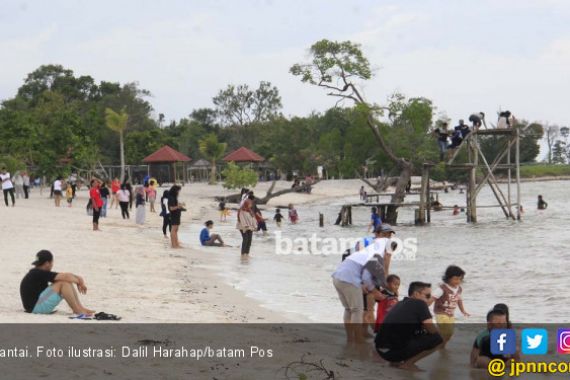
290, 39, 413, 223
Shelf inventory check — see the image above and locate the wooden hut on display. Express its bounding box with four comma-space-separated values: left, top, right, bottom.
142, 145, 191, 184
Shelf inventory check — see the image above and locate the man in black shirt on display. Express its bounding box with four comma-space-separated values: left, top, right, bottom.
375, 281, 443, 371
20, 250, 94, 316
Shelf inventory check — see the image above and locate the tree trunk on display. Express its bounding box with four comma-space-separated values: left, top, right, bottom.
384, 163, 412, 224
119, 131, 125, 182
209, 160, 217, 185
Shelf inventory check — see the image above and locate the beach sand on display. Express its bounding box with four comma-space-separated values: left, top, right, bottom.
0, 180, 550, 379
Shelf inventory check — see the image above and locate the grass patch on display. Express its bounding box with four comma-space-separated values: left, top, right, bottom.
519, 164, 570, 177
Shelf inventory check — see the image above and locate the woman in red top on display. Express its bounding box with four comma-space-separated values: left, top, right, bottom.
89, 179, 104, 231
110, 178, 121, 209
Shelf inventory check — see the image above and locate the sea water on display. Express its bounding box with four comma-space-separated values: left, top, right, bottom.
182, 180, 570, 323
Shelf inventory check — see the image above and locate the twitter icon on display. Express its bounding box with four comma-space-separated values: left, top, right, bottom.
522, 329, 548, 355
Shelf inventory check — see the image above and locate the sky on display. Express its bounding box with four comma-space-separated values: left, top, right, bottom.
1, 0, 570, 132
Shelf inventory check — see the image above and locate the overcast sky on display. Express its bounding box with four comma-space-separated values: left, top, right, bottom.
2, 0, 570, 131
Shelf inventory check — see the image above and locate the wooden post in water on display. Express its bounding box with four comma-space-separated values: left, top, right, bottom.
468, 136, 478, 223
319, 213, 324, 227
418, 167, 428, 225
426, 167, 431, 223
516, 128, 521, 220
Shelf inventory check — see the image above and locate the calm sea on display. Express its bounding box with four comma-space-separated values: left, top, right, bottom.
182, 180, 570, 323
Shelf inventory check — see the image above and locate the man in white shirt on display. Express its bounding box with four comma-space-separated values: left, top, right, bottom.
0, 168, 15, 207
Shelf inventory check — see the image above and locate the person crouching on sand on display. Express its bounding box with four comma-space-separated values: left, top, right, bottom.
20, 250, 95, 319
375, 282, 443, 371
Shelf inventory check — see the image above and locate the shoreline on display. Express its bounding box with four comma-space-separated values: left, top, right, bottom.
0, 187, 286, 323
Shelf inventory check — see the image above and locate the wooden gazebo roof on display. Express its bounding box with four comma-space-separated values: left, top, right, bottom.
143, 145, 191, 163
223, 147, 264, 162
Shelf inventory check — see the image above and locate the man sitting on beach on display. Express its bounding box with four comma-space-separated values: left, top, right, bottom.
200, 220, 226, 247
375, 281, 443, 371
20, 250, 95, 317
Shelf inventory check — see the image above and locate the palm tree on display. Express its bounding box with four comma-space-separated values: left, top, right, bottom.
199, 134, 227, 185
105, 108, 129, 182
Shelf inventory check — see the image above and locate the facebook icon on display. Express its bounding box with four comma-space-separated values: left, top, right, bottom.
491, 329, 517, 355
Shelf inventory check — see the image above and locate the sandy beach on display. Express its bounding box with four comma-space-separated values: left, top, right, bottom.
2, 179, 566, 379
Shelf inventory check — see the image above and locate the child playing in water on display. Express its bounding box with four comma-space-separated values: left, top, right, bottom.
274, 208, 283, 227
537, 195, 548, 210
219, 199, 228, 222
288, 204, 298, 224
432, 265, 470, 348
374, 274, 400, 332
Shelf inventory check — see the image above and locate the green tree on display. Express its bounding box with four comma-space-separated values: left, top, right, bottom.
105, 108, 129, 181
221, 161, 258, 189
213, 81, 282, 147
290, 39, 416, 222
199, 133, 227, 184
552, 140, 567, 164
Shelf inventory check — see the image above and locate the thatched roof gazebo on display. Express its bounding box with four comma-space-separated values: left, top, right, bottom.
223, 146, 276, 181
143, 145, 191, 184
188, 159, 211, 182
223, 147, 264, 163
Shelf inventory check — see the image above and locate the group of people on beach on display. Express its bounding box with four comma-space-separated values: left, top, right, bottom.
332, 211, 524, 371
0, 167, 32, 207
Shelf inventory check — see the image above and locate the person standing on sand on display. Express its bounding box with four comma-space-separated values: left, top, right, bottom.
236, 192, 257, 255
168, 185, 184, 248
13, 171, 25, 199
0, 167, 15, 207
20, 250, 95, 318
117, 184, 130, 219
110, 178, 120, 209
147, 179, 157, 213
135, 186, 146, 225
332, 225, 394, 343
22, 172, 30, 199
66, 183, 74, 207
160, 190, 171, 238
123, 180, 134, 210
375, 282, 443, 371
89, 179, 103, 231
99, 181, 110, 217
53, 176, 63, 207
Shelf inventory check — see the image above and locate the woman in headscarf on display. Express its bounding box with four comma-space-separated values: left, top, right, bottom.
236, 191, 257, 255
135, 186, 146, 225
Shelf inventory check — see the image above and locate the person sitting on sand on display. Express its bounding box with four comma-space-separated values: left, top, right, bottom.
375, 281, 443, 371
19, 250, 95, 318
470, 308, 509, 368
537, 195, 548, 210
200, 220, 225, 247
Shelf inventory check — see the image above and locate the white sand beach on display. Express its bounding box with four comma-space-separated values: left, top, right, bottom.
1, 179, 565, 379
